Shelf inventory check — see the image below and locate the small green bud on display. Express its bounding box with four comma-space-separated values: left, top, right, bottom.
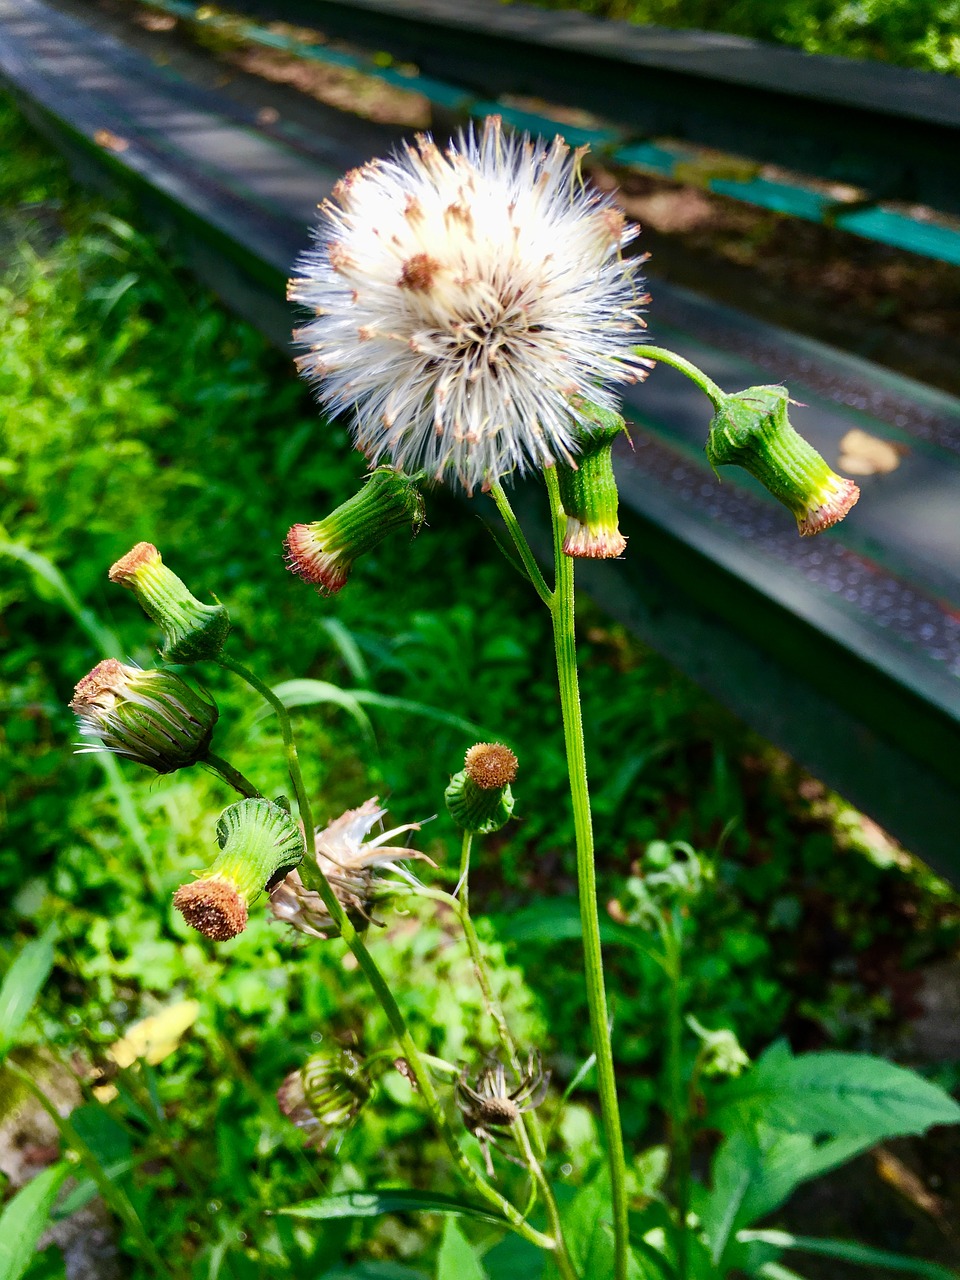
445, 742, 517, 834
706, 385, 859, 536
556, 402, 628, 558
174, 798, 304, 940
71, 659, 217, 773
277, 1047, 372, 1148
285, 466, 425, 595
109, 542, 230, 662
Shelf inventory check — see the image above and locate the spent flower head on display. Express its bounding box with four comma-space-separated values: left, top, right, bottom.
446, 742, 517, 835
269, 798, 428, 939
109, 542, 229, 662
277, 1046, 372, 1148
289, 116, 648, 493
70, 659, 217, 773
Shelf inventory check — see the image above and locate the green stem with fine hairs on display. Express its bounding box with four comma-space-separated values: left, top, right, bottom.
634, 344, 725, 409
490, 481, 554, 607
216, 652, 557, 1253
544, 464, 630, 1280
512, 1117, 579, 1280
204, 752, 262, 798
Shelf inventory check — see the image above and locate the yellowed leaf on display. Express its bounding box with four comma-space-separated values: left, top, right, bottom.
108, 1000, 201, 1069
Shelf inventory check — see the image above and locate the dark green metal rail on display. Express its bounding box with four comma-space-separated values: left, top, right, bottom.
217, 0, 960, 264
2, 0, 959, 878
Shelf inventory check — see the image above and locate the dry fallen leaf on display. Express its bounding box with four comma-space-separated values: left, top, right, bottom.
108, 999, 201, 1069
837, 428, 907, 476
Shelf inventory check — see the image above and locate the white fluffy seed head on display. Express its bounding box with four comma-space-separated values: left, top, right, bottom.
289, 116, 649, 493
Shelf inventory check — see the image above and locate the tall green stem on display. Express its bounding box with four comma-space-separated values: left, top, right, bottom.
490, 482, 553, 607
544, 466, 630, 1280
661, 916, 691, 1280
216, 653, 557, 1253
513, 1118, 579, 1280
204, 751, 261, 798
634, 344, 725, 409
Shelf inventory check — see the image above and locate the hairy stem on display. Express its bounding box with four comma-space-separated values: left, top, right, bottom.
216, 653, 557, 1252
544, 465, 630, 1280
204, 751, 262, 798
662, 916, 691, 1280
513, 1117, 579, 1280
634, 344, 725, 409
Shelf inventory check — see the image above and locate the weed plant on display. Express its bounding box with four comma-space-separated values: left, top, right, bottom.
2, 100, 959, 1278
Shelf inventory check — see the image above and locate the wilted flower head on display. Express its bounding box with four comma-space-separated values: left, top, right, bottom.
70, 659, 217, 773
269, 798, 427, 939
277, 1046, 372, 1148
556, 400, 629, 558
456, 1050, 550, 1175
289, 115, 649, 493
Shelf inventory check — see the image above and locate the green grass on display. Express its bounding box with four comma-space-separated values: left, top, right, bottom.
514, 0, 960, 74
2, 98, 959, 1277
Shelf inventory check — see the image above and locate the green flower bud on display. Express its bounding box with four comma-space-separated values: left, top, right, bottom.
277, 1047, 372, 1148
445, 742, 517, 834
556, 402, 628, 558
109, 542, 230, 662
285, 467, 425, 595
174, 798, 304, 941
71, 659, 217, 773
705, 385, 859, 536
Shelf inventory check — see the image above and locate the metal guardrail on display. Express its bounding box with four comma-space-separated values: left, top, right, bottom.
2, 0, 960, 879
215, 0, 960, 265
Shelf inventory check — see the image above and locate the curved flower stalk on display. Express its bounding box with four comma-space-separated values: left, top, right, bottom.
289, 115, 649, 493
269, 798, 429, 939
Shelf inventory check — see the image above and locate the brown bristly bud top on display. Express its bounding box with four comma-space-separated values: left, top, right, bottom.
464, 743, 518, 790
109, 542, 230, 662
174, 798, 304, 942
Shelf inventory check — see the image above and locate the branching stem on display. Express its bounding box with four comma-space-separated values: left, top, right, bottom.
634, 344, 725, 409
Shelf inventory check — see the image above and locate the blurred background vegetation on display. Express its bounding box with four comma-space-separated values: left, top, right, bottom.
512, 0, 960, 74
2, 78, 960, 1277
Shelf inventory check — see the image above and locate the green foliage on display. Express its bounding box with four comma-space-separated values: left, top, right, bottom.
0, 927, 56, 1060
3, 96, 959, 1280
516, 0, 960, 74
0, 1162, 69, 1280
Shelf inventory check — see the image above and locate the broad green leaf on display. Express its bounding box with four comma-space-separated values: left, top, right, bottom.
699, 1126, 875, 1256
710, 1041, 960, 1141
436, 1219, 487, 1280
278, 1189, 506, 1227
0, 1162, 69, 1280
545, 1173, 646, 1280
0, 927, 57, 1060
739, 1231, 959, 1280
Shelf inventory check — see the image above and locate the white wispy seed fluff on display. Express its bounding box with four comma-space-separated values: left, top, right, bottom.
289, 116, 649, 493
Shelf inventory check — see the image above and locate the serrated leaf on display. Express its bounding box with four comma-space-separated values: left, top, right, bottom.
0, 927, 57, 1061
436, 1219, 487, 1280
278, 1189, 506, 1227
710, 1042, 960, 1141
0, 1162, 69, 1280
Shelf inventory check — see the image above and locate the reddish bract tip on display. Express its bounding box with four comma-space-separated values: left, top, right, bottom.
283, 524, 349, 595
465, 742, 518, 790
174, 878, 248, 941
109, 542, 160, 583
562, 518, 627, 560
798, 478, 860, 537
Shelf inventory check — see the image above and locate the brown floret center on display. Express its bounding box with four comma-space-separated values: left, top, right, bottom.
70, 658, 129, 712
174, 878, 248, 941
465, 742, 518, 789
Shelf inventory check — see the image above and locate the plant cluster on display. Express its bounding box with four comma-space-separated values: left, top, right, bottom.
3, 100, 960, 1279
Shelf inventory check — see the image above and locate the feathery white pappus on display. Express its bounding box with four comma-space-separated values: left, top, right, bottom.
288, 116, 650, 493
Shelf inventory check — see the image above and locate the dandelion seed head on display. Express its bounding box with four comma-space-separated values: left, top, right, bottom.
290, 116, 647, 492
